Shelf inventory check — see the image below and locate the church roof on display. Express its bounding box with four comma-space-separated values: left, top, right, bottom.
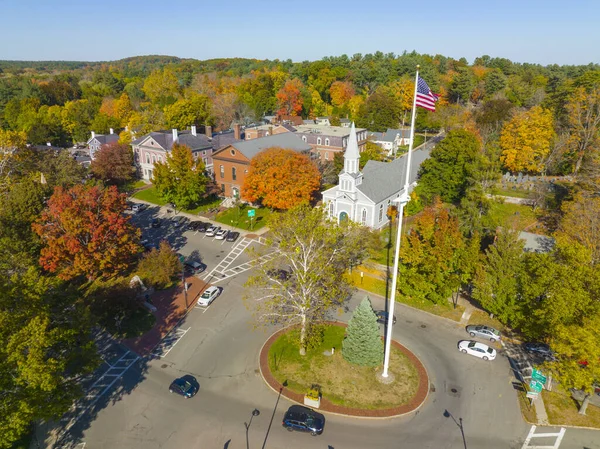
357, 148, 431, 203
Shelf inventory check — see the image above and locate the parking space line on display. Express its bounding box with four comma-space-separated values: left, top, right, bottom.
151, 327, 190, 358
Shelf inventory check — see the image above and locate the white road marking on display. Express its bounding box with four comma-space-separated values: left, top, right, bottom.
521, 425, 566, 449
151, 327, 190, 358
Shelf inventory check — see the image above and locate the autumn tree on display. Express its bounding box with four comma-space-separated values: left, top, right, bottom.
556, 193, 600, 264
153, 143, 208, 209
276, 78, 304, 116
245, 205, 373, 355
355, 88, 401, 132
136, 241, 182, 289
241, 147, 321, 210
143, 67, 180, 108
0, 267, 99, 448
329, 81, 355, 109
416, 129, 481, 204
90, 141, 135, 185
33, 184, 141, 281
388, 78, 415, 127
499, 105, 554, 173
360, 141, 385, 169
0, 129, 27, 191
163, 92, 213, 129
398, 203, 477, 305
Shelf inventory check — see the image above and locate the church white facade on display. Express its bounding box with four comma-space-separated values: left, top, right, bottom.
322, 123, 431, 230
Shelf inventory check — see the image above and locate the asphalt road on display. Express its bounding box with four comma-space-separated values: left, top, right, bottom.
51, 207, 599, 449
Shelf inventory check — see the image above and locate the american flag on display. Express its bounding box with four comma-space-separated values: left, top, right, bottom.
415, 76, 439, 112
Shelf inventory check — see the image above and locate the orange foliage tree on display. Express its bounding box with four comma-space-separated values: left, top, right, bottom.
276, 79, 304, 116
329, 81, 355, 109
33, 184, 141, 281
241, 148, 321, 210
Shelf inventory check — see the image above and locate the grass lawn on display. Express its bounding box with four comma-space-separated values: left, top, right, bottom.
132, 186, 168, 206
185, 197, 222, 214
345, 269, 464, 322
398, 134, 426, 152
269, 325, 420, 409
215, 204, 272, 231
487, 201, 537, 231
516, 384, 538, 423
543, 388, 600, 428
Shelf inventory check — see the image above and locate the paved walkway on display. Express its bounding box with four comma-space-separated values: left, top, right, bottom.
122, 275, 209, 356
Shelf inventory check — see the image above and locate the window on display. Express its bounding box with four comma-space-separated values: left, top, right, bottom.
317, 137, 322, 145
203, 151, 206, 156
302, 136, 307, 142
145, 154, 150, 164
220, 165, 224, 179
324, 152, 329, 160
152, 155, 156, 163
244, 169, 248, 174
379, 204, 384, 222
230, 149, 236, 156
221, 184, 225, 193
329, 202, 334, 217
203, 157, 208, 165
361, 208, 367, 225
325, 138, 330, 146
232, 167, 237, 181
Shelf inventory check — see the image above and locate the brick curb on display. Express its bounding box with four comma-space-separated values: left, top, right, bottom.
258, 322, 430, 419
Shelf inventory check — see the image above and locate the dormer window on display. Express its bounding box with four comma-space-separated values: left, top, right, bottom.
317, 137, 322, 145
325, 138, 330, 146
302, 136, 307, 142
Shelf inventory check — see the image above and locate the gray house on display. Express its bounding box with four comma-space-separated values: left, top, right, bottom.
322, 123, 430, 229
87, 129, 119, 160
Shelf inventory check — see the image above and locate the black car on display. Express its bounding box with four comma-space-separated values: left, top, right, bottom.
375, 310, 397, 325
197, 222, 210, 232
282, 405, 324, 436
188, 221, 205, 231
169, 375, 199, 398
151, 218, 161, 228
523, 342, 555, 360
226, 231, 240, 242
185, 261, 206, 274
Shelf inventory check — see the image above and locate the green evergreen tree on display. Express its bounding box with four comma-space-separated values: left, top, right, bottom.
342, 297, 383, 367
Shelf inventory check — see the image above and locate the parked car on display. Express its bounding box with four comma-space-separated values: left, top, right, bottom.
226, 231, 240, 242
458, 340, 497, 361
197, 222, 210, 232
206, 225, 221, 237
172, 216, 188, 227
185, 261, 206, 274
169, 375, 198, 398
215, 229, 228, 240
375, 310, 397, 325
197, 286, 220, 307
131, 204, 141, 213
151, 217, 161, 228
466, 325, 501, 342
523, 342, 555, 360
282, 405, 325, 436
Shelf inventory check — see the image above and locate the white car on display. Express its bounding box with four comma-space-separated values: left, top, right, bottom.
458, 340, 497, 361
214, 229, 228, 240
205, 225, 220, 237
197, 286, 220, 307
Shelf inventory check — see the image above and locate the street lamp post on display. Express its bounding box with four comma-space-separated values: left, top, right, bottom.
381, 66, 421, 380
244, 409, 260, 449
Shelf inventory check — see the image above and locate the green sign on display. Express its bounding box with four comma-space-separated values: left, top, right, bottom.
530, 379, 544, 393
247, 209, 256, 218
532, 369, 547, 384
179, 255, 185, 263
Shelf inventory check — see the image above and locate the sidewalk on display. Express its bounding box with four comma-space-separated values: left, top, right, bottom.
122, 275, 209, 355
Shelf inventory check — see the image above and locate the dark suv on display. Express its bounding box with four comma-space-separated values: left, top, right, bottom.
282, 405, 325, 436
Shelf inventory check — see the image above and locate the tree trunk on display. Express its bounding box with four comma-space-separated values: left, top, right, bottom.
578, 393, 591, 415
299, 315, 307, 356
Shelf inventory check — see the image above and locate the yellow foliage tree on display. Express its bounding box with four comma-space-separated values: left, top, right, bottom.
347, 95, 365, 121
499, 106, 554, 173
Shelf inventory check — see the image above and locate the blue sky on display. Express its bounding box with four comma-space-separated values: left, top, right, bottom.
1, 0, 598, 65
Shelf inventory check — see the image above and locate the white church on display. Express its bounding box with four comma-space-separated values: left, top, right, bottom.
322, 123, 431, 229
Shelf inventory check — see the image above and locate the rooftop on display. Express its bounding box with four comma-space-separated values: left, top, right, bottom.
294, 124, 366, 137
227, 133, 311, 160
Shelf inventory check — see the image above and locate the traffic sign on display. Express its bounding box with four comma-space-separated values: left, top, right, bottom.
247, 209, 256, 218
532, 369, 547, 384
526, 391, 538, 399
530, 380, 543, 393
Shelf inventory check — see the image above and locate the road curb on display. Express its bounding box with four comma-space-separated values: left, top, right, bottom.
258, 322, 430, 419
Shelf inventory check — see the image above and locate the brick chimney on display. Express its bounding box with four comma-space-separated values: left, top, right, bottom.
172, 128, 178, 142
191, 125, 197, 136
234, 123, 241, 141
205, 125, 212, 138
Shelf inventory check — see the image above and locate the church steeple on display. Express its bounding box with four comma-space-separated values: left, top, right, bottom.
343, 122, 360, 174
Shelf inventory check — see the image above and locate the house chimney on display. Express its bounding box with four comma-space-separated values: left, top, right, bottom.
234, 123, 241, 141
191, 125, 197, 136
46, 142, 52, 146
205, 125, 212, 138
91, 131, 95, 139
109, 128, 114, 135
172, 128, 178, 142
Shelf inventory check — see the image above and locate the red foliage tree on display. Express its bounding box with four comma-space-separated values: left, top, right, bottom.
276, 78, 304, 116
90, 141, 135, 185
241, 148, 321, 210
32, 184, 141, 280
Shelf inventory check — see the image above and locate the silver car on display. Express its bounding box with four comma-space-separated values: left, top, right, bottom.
465, 325, 501, 342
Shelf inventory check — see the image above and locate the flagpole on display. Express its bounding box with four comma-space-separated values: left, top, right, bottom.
381, 65, 420, 379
